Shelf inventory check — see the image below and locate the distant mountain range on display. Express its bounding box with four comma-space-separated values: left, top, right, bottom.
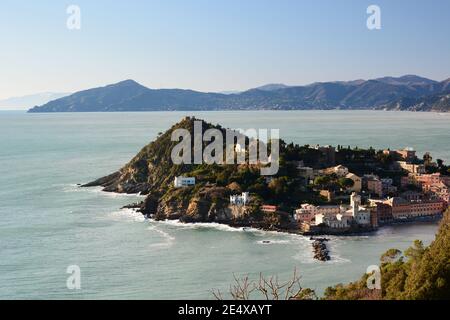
28, 75, 450, 113
1, 92, 70, 110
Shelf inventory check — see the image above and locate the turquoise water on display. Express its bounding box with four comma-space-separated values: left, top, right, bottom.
0, 110, 448, 299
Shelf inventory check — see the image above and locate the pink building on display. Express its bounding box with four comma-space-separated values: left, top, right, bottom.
367, 179, 383, 197
401, 173, 450, 204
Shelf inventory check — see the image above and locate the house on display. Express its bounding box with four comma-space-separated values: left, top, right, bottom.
294, 204, 341, 222
395, 161, 426, 174
396, 148, 417, 162
230, 192, 250, 206
401, 173, 443, 187
381, 178, 397, 194
401, 173, 450, 204
323, 165, 349, 177
174, 176, 196, 188
261, 205, 278, 213
384, 148, 417, 162
294, 204, 317, 223
363, 175, 383, 197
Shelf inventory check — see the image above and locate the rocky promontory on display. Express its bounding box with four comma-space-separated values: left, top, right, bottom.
83, 117, 290, 230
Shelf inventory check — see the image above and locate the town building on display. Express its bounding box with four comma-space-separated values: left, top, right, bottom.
384, 197, 411, 220
174, 176, 196, 188
296, 193, 374, 231
382, 197, 444, 220
409, 200, 444, 218
374, 202, 393, 224
261, 205, 278, 213
401, 173, 450, 204
294, 204, 341, 223
364, 175, 383, 197
230, 192, 250, 206
381, 178, 397, 195
345, 192, 371, 226
401, 173, 444, 187
384, 148, 417, 162
323, 165, 349, 177
294, 204, 317, 223
315, 213, 350, 229
396, 148, 417, 162
395, 161, 426, 174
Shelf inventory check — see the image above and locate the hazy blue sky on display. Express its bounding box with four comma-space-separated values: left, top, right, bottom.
1, 0, 449, 99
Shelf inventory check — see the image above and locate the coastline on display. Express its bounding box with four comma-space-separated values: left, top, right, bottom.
100, 186, 442, 238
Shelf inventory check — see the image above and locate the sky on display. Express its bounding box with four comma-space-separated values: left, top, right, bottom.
1, 0, 450, 100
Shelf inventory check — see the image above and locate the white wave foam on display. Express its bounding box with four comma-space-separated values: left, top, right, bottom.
62, 184, 145, 198
327, 254, 352, 264
256, 239, 292, 245
107, 208, 146, 222
151, 219, 250, 233
151, 219, 311, 243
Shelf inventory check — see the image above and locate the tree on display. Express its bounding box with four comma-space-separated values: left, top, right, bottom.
338, 177, 354, 190
380, 248, 403, 263
212, 269, 317, 300
423, 152, 433, 166
268, 177, 289, 197
313, 175, 331, 189
324, 208, 450, 300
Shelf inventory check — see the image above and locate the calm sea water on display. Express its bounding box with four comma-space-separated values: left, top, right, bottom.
0, 110, 448, 299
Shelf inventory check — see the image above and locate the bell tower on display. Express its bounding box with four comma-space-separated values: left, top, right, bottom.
350, 192, 361, 216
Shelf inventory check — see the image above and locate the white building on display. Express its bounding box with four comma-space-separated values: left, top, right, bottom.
230, 192, 250, 206
346, 192, 371, 226
294, 204, 340, 222
315, 213, 350, 229
235, 143, 246, 155
174, 176, 196, 188
332, 165, 349, 177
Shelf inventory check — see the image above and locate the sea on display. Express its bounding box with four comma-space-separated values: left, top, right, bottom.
0, 110, 448, 299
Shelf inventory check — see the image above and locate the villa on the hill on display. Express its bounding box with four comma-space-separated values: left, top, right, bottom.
174, 176, 196, 188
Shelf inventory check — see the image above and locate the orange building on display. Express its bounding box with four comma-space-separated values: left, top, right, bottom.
384, 197, 411, 219
383, 197, 444, 220
409, 200, 444, 218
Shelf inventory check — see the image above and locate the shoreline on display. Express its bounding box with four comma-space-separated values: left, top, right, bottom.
114, 190, 441, 238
